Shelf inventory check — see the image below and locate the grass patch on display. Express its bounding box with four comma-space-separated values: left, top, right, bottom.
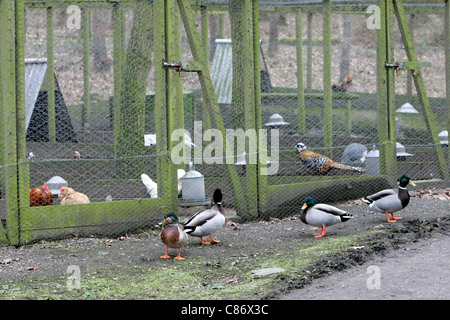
0, 231, 383, 300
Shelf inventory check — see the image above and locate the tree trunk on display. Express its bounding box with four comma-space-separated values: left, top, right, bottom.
92, 11, 111, 72
268, 12, 279, 56
116, 0, 154, 178
339, 14, 352, 81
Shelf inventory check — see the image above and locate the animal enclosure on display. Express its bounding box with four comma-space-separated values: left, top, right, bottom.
0, 0, 448, 245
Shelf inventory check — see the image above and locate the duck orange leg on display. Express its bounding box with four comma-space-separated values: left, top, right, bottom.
209, 235, 221, 244
385, 212, 397, 223
173, 248, 185, 260
200, 237, 211, 245
160, 247, 171, 259
390, 213, 402, 220
314, 226, 326, 238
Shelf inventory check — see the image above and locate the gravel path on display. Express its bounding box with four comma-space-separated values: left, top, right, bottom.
281, 233, 450, 300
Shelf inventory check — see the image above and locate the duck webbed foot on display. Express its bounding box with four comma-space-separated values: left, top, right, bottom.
386, 212, 399, 223
313, 226, 326, 238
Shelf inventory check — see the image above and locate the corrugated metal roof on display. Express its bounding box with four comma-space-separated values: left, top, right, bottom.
25, 58, 47, 130
210, 39, 233, 105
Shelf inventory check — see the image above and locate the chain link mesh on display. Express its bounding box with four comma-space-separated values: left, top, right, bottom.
0, 0, 448, 245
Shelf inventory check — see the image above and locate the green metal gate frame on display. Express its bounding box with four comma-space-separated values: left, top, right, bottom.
1, 0, 448, 245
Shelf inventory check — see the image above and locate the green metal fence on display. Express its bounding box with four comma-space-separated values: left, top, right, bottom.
0, 0, 448, 246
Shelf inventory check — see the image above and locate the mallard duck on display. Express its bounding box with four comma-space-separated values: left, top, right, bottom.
295, 143, 365, 174
159, 213, 188, 260
183, 189, 226, 245
362, 174, 416, 223
300, 196, 353, 237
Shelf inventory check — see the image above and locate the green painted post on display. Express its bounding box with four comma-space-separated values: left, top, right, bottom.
375, 0, 397, 182
0, 0, 19, 245
376, 0, 389, 179
393, 0, 448, 179
201, 6, 209, 58
170, 3, 184, 134
16, 0, 30, 244
117, 0, 153, 179
406, 13, 414, 101
445, 0, 450, 159
229, 0, 245, 131
200, 5, 211, 131
385, 0, 397, 182
323, 0, 333, 153
177, 0, 248, 215
46, 6, 55, 141
253, 0, 267, 213
296, 10, 305, 135
112, 2, 124, 160
154, 0, 169, 200
165, 0, 182, 210
306, 12, 313, 92
242, 0, 258, 217
81, 7, 90, 131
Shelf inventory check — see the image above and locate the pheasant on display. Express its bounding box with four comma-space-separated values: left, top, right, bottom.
295, 143, 365, 174
332, 75, 353, 93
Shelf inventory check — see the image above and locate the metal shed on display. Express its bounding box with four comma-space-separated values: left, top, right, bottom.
25, 58, 77, 142
210, 39, 272, 105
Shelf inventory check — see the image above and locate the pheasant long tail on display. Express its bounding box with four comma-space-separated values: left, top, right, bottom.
330, 162, 365, 173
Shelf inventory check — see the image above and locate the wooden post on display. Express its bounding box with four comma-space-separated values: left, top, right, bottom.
323, 0, 333, 153
253, 0, 267, 214
296, 10, 305, 135
116, 0, 153, 179
16, 0, 30, 244
0, 0, 19, 245
406, 13, 414, 101
177, 0, 248, 215
154, 0, 169, 200
393, 0, 448, 180
445, 0, 450, 155
387, 0, 397, 182
46, 6, 55, 141
165, 0, 182, 210
81, 7, 90, 131
306, 12, 313, 92
200, 5, 211, 130
112, 2, 124, 159
242, 0, 258, 217
378, 0, 397, 182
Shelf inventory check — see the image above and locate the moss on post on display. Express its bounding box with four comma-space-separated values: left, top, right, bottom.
116, 0, 154, 179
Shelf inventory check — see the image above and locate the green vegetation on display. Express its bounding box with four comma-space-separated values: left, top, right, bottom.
0, 231, 382, 300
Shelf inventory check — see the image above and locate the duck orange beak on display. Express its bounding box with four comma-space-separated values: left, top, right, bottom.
158, 219, 166, 226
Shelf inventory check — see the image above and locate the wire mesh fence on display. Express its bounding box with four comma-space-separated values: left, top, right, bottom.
0, 0, 448, 245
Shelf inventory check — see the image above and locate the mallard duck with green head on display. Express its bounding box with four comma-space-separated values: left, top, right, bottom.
300, 196, 353, 237
159, 213, 188, 260
362, 174, 416, 223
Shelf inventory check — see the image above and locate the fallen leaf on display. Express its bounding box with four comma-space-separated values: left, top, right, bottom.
227, 278, 238, 284
27, 267, 37, 271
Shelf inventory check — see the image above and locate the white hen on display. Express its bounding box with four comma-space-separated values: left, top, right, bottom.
141, 169, 186, 198
177, 169, 186, 195
141, 173, 158, 198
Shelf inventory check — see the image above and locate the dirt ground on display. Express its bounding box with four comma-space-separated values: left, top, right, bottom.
0, 194, 448, 300
281, 232, 450, 300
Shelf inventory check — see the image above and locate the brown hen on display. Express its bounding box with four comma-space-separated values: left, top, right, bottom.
30, 183, 53, 207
